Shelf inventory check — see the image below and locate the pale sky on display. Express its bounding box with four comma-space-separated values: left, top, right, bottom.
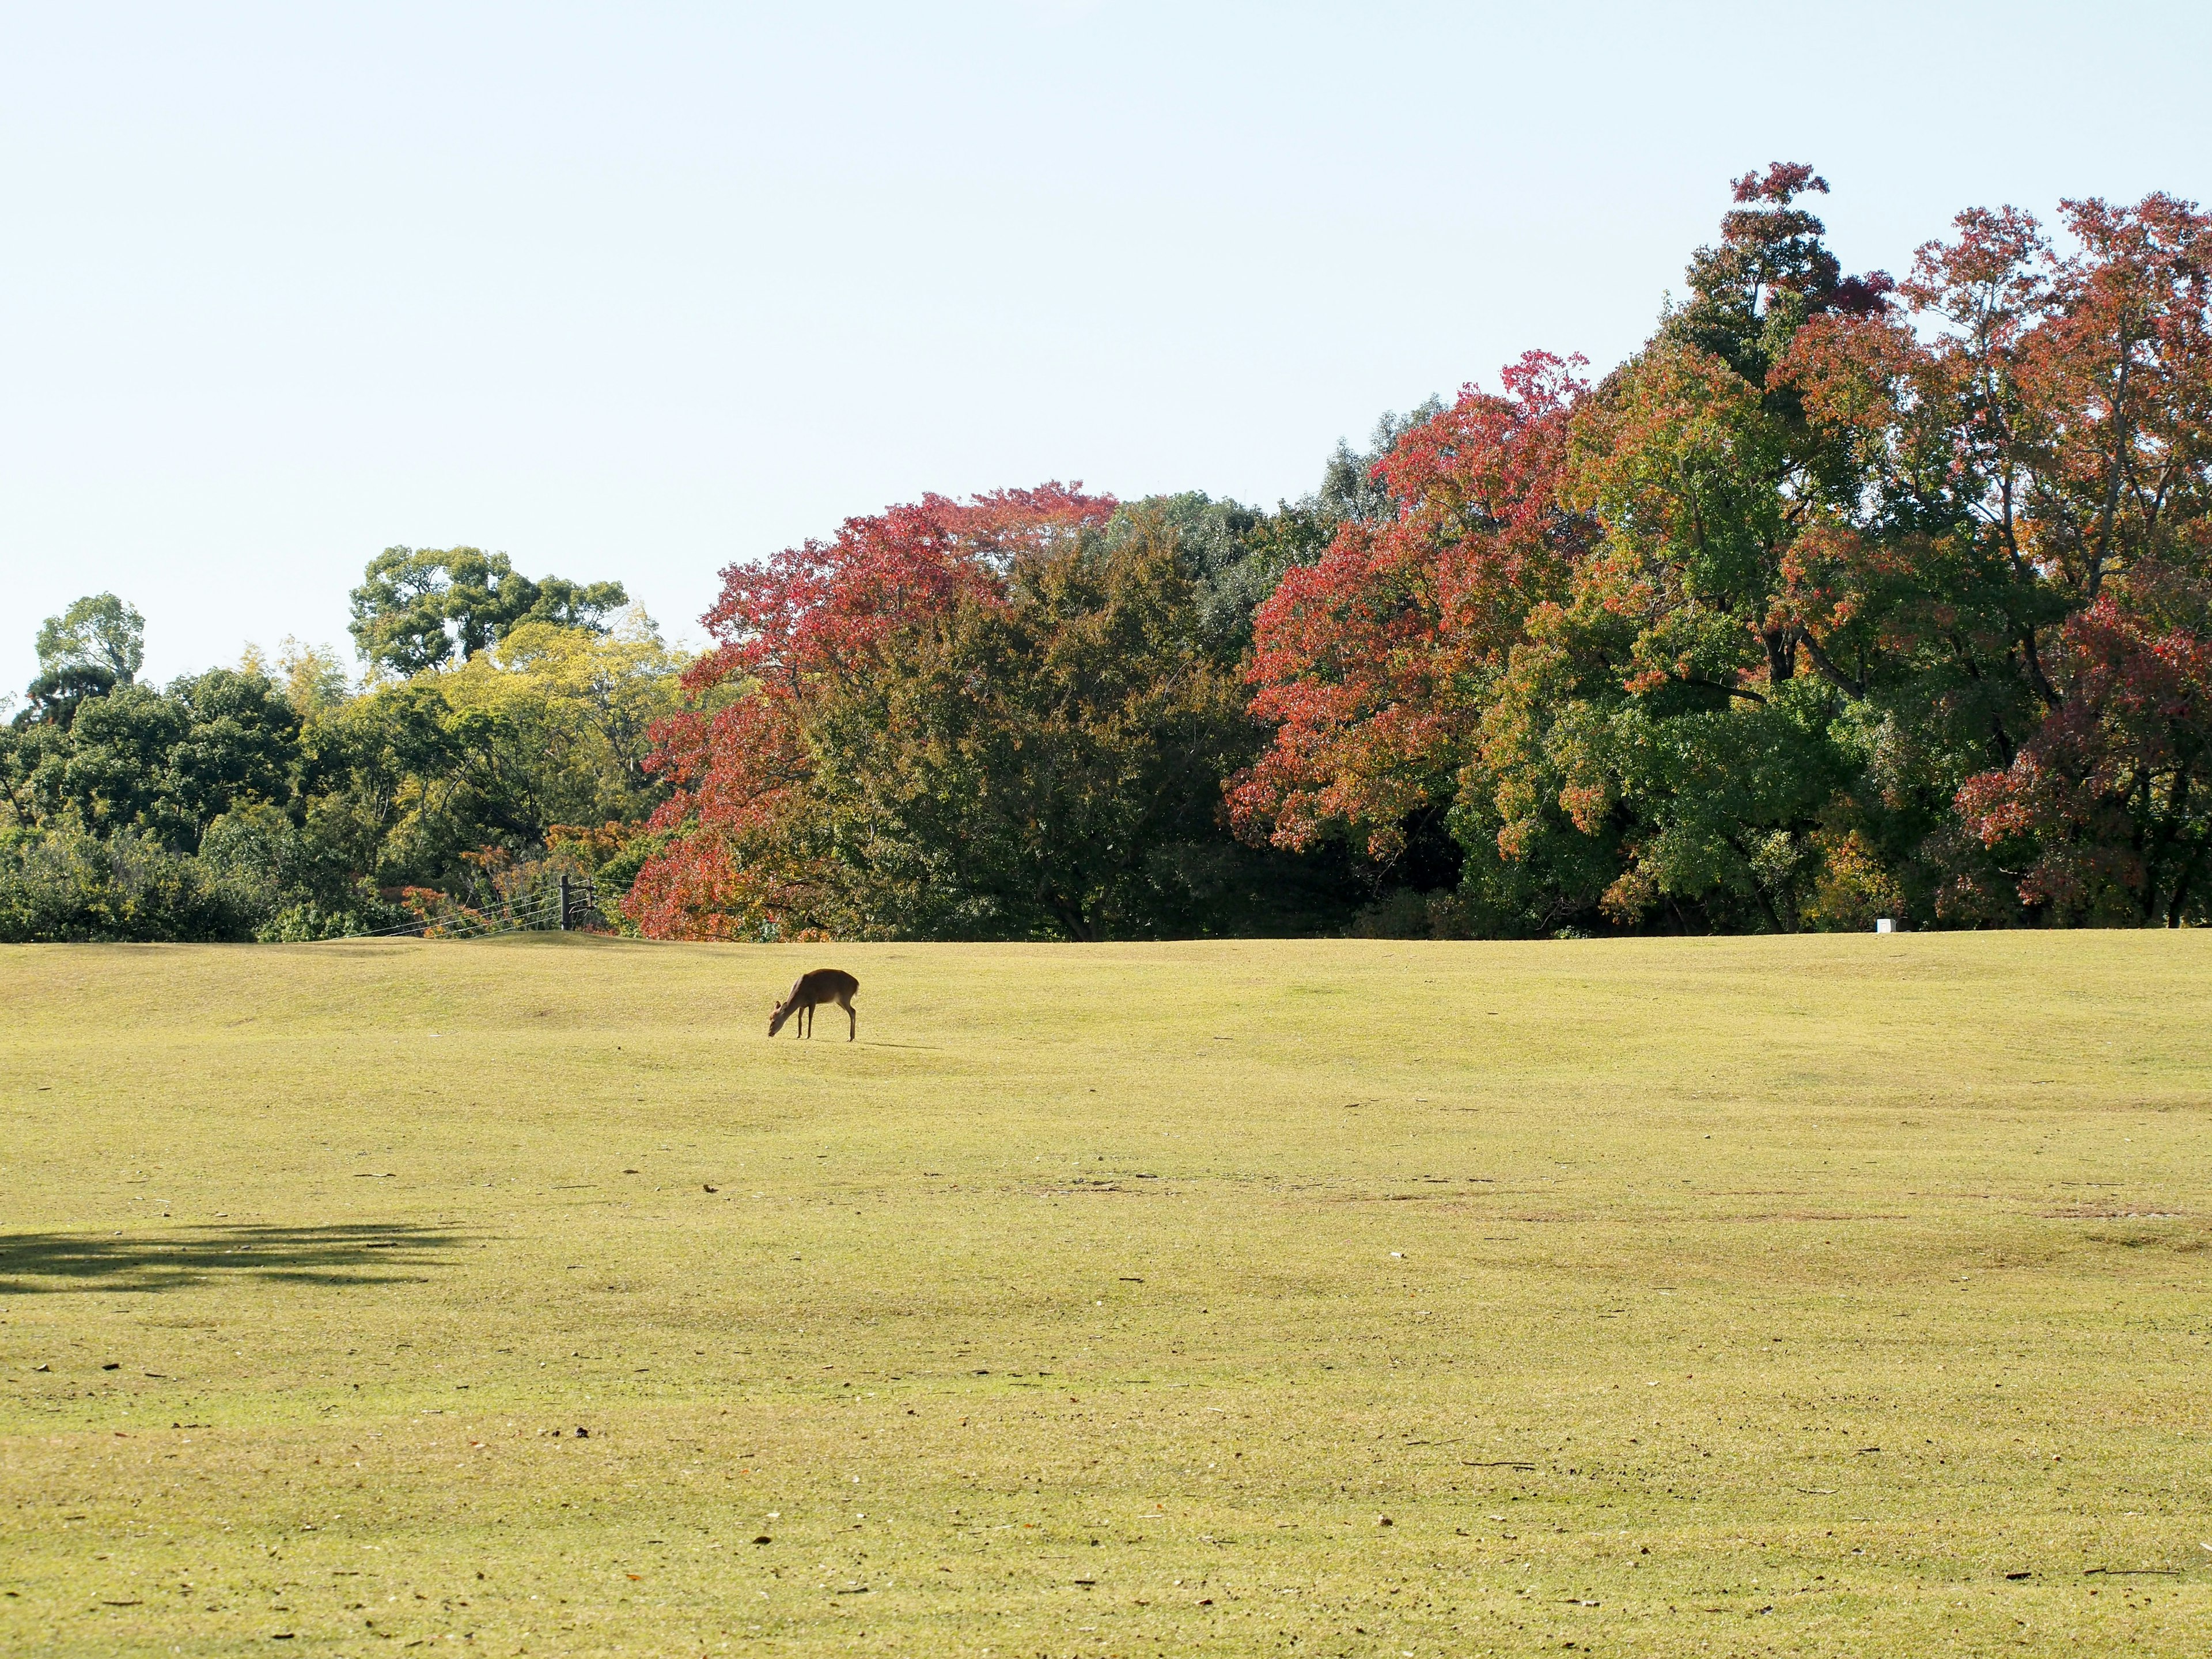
5, 1, 2208, 692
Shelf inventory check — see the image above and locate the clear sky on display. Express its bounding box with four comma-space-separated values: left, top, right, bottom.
5, 1, 2209, 691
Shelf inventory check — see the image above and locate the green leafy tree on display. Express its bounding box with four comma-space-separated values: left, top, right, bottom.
35, 594, 145, 684
348, 547, 628, 675
300, 618, 689, 895
32, 671, 300, 851
0, 828, 259, 943
241, 638, 353, 715
38, 684, 192, 839
1102, 493, 1336, 658
16, 664, 119, 729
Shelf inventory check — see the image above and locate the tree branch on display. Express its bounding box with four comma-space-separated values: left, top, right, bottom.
1795, 631, 1866, 697
1674, 676, 1767, 706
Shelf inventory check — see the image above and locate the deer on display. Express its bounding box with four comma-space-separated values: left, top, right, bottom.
768, 967, 859, 1041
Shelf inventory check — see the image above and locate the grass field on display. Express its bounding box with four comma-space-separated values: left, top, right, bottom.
2, 933, 2209, 1657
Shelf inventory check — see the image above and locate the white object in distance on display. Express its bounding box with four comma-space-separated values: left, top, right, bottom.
1874, 918, 1895, 934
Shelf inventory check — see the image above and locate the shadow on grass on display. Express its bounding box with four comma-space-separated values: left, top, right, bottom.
0, 1223, 470, 1295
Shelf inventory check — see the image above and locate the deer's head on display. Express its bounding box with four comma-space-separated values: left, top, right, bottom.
767, 999, 791, 1037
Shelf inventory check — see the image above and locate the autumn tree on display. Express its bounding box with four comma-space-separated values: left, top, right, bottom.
1467, 168, 1904, 931
1911, 197, 2212, 923
626, 488, 1333, 941
626, 487, 1111, 939
817, 509, 1282, 938
1229, 353, 1593, 924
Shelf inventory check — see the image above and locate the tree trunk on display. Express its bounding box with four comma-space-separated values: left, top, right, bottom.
1762, 627, 1797, 685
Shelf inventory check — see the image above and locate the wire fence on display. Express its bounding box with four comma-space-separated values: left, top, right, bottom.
342, 876, 602, 941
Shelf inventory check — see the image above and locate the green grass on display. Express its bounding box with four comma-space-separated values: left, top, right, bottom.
2, 933, 2209, 1658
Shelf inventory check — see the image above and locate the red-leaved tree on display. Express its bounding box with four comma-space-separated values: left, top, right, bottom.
1955, 600, 2212, 924
625, 486, 1116, 938
1934, 195, 2212, 922
1228, 353, 1592, 866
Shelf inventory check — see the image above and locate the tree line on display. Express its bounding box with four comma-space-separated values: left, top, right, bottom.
0, 560, 691, 941
7, 165, 2207, 942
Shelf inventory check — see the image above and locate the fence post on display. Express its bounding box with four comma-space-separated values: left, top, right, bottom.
559, 873, 571, 932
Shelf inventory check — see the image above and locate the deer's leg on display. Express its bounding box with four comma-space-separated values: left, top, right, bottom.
845, 996, 855, 1042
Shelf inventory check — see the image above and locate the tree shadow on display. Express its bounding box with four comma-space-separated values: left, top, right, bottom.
0, 1223, 471, 1295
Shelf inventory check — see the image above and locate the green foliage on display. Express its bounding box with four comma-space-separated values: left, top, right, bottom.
17, 664, 120, 729
582, 824, 675, 929
1318, 398, 1448, 522
242, 637, 353, 715
12, 670, 300, 853
0, 827, 260, 942
300, 613, 690, 894
5, 585, 688, 940
1108, 493, 1338, 658
197, 803, 402, 941
805, 512, 1282, 940
348, 546, 628, 675
34, 593, 145, 684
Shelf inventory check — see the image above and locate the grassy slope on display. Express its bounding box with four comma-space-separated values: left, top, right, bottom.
0, 933, 2207, 1657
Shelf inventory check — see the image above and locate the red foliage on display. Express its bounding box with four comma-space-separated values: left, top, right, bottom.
687, 483, 1111, 705
624, 486, 1116, 939
1955, 598, 2212, 923
1735, 163, 1827, 206
2025, 194, 2212, 598
1228, 354, 1590, 859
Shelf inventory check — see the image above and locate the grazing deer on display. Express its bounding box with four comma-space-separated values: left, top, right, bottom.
768, 968, 859, 1041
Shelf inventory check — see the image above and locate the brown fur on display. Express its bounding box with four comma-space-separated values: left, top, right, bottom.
768, 968, 859, 1041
